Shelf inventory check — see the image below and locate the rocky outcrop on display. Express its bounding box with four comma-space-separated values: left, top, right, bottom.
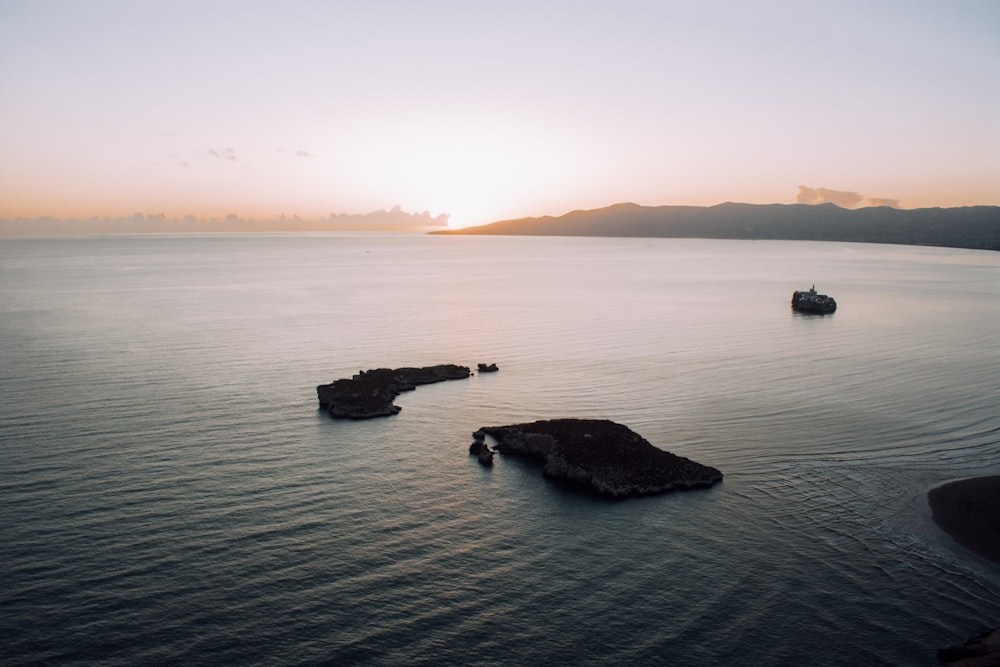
791, 286, 837, 314
469, 432, 494, 465
938, 626, 1000, 666
477, 362, 499, 373
317, 365, 470, 419
473, 419, 722, 497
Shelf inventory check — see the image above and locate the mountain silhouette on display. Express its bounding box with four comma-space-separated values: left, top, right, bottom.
432, 202, 1000, 251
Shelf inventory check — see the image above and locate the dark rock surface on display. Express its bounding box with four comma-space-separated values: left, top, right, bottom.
938, 626, 1000, 666
791, 286, 837, 314
474, 418, 722, 497
317, 364, 470, 419
477, 362, 499, 373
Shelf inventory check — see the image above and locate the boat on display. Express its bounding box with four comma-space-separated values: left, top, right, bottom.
791, 285, 837, 314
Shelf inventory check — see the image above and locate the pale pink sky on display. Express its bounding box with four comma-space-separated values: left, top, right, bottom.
1, 0, 997, 227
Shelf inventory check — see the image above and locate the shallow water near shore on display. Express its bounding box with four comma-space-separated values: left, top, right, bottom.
2, 234, 999, 665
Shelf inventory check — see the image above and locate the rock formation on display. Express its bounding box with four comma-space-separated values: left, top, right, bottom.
316, 364, 470, 419
477, 362, 499, 373
473, 419, 722, 497
791, 285, 837, 314
469, 432, 494, 465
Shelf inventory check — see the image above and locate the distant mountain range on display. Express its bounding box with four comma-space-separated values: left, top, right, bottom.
431, 202, 1000, 251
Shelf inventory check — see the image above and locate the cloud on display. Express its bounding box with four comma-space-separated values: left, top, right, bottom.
796, 186, 820, 204
209, 147, 237, 161
274, 148, 316, 158
797, 185, 864, 208
866, 197, 900, 208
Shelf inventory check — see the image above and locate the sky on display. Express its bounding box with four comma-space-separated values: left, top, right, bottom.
1, 1, 998, 228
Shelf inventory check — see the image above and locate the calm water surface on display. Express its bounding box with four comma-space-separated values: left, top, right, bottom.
2, 234, 999, 665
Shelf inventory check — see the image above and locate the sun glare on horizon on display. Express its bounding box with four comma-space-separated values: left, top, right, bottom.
357, 111, 592, 230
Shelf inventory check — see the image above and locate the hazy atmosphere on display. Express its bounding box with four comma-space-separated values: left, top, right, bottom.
1, 0, 998, 228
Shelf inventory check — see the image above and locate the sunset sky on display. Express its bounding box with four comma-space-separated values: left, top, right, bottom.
1, 1, 998, 228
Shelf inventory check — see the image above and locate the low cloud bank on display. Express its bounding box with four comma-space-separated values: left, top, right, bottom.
797, 186, 899, 208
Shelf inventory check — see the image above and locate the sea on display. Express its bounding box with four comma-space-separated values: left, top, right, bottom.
2, 233, 999, 666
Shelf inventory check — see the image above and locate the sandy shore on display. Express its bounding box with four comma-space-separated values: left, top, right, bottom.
929, 475, 1000, 566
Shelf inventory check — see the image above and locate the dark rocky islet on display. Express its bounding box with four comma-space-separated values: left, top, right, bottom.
474, 418, 722, 498
317, 364, 471, 419
791, 285, 837, 314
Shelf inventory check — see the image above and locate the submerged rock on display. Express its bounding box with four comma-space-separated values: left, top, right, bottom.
316, 364, 470, 419
938, 626, 1000, 666
476, 418, 722, 498
477, 362, 499, 373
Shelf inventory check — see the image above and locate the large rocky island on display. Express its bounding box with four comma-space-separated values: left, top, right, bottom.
474, 418, 722, 498
317, 364, 471, 419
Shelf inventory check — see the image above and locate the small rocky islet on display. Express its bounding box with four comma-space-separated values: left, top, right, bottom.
791, 285, 837, 314
472, 418, 722, 498
316, 364, 474, 419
